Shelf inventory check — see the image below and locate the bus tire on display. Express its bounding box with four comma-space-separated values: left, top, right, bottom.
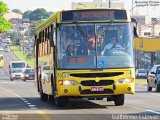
40, 92, 48, 101
39, 79, 48, 101
114, 94, 124, 106
54, 96, 68, 107
48, 95, 55, 103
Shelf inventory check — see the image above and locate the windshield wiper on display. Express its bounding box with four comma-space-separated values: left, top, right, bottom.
74, 21, 88, 38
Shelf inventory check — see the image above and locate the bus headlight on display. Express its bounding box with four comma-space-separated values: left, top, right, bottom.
117, 78, 133, 84
63, 80, 78, 86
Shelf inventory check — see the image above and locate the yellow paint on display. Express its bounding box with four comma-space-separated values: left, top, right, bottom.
56, 68, 135, 97
36, 110, 52, 120
134, 37, 160, 52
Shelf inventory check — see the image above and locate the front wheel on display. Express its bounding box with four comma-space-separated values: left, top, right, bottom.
40, 91, 48, 101
54, 96, 68, 107
39, 80, 48, 101
114, 94, 124, 106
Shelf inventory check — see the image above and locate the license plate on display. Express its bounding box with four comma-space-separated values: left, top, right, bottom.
91, 86, 104, 91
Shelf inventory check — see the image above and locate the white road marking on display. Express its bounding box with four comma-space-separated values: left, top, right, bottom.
146, 110, 160, 114
28, 105, 36, 107
0, 86, 21, 98
0, 86, 38, 110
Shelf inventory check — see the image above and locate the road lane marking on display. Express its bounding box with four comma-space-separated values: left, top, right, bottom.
29, 105, 36, 107
0, 87, 52, 120
146, 110, 160, 114
0, 86, 21, 98
153, 93, 160, 97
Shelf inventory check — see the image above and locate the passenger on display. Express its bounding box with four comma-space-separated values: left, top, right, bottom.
76, 39, 88, 55
66, 44, 75, 56
102, 36, 123, 55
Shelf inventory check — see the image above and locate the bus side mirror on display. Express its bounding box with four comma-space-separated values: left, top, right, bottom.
131, 18, 138, 37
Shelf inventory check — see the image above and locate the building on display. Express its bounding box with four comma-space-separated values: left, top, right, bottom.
4, 12, 22, 20
131, 15, 160, 37
72, 0, 124, 9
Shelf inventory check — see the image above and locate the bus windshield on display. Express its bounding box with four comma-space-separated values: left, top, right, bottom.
57, 22, 134, 69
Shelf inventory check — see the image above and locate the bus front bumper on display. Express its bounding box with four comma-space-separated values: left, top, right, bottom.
57, 83, 135, 97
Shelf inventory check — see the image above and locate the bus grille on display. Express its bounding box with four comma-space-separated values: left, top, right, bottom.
81, 80, 114, 86
70, 72, 123, 78
80, 89, 114, 94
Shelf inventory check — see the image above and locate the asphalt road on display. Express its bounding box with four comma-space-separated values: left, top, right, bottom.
0, 50, 19, 80
0, 50, 160, 120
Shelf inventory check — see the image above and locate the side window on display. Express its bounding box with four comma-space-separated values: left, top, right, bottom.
149, 66, 155, 74
156, 66, 160, 74
153, 66, 157, 73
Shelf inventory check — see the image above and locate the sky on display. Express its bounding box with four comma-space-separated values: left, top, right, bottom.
1, 0, 159, 17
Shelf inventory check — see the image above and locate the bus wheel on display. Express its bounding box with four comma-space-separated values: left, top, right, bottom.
39, 81, 48, 101
10, 79, 13, 81
114, 94, 124, 106
40, 91, 48, 101
48, 95, 55, 103
54, 96, 68, 107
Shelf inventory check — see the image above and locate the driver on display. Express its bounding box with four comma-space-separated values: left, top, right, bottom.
102, 36, 123, 55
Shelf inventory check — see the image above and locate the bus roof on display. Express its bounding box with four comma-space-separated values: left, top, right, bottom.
10, 61, 26, 63
35, 8, 128, 35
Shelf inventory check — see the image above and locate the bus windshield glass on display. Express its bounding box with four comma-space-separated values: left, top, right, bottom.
12, 63, 26, 68
57, 22, 134, 69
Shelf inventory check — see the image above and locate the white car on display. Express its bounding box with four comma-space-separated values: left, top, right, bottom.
4, 47, 10, 52
10, 69, 24, 81
136, 69, 148, 78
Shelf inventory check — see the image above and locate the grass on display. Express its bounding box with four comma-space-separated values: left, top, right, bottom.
10, 45, 34, 68
135, 79, 147, 85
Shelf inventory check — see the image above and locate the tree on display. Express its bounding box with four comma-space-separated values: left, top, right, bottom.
0, 2, 12, 33
10, 32, 23, 44
12, 9, 23, 15
23, 10, 32, 19
29, 8, 48, 21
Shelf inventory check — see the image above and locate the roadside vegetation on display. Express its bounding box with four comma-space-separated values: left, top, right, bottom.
10, 45, 34, 67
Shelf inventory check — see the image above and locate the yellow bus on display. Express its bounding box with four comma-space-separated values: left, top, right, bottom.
0, 54, 4, 68
35, 8, 135, 107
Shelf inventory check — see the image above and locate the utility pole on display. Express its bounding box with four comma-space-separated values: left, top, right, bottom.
109, 0, 111, 8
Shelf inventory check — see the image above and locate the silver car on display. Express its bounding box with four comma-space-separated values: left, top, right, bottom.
10, 69, 24, 81
147, 65, 160, 92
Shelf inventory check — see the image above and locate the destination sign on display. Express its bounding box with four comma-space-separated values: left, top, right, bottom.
61, 9, 127, 22
68, 57, 89, 64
